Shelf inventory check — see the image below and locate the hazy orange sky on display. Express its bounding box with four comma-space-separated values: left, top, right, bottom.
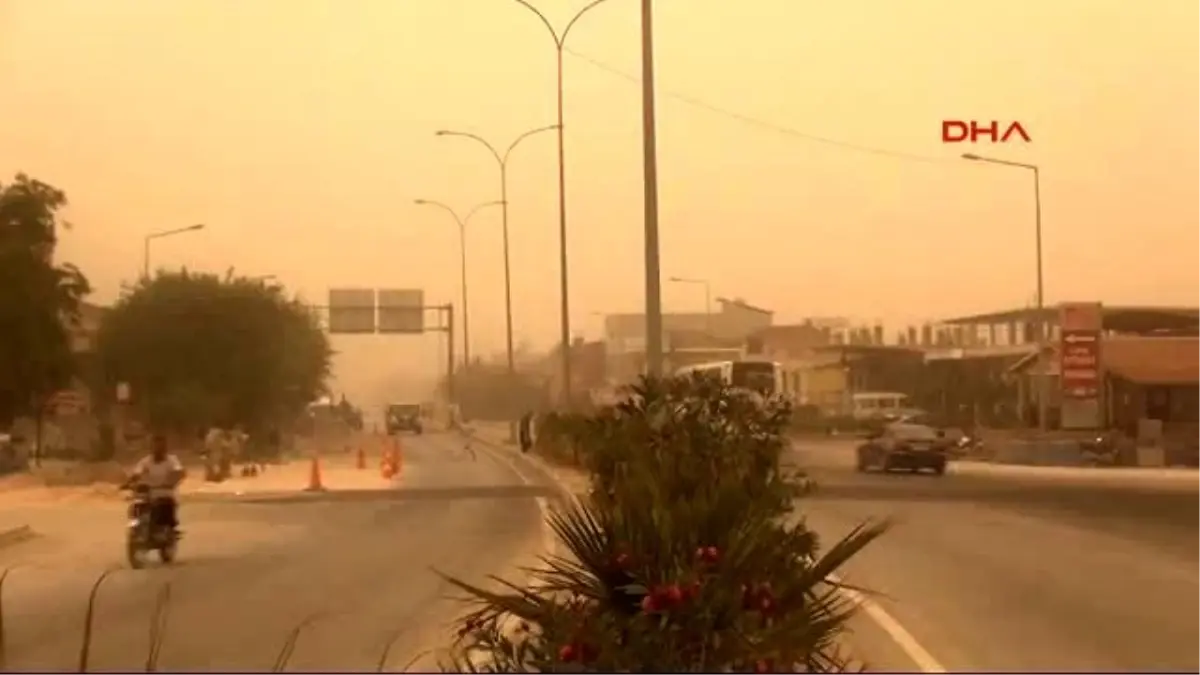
3, 0, 1196, 404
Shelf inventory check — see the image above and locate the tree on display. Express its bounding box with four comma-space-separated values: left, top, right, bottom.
445, 375, 887, 672
0, 174, 92, 429
93, 270, 331, 437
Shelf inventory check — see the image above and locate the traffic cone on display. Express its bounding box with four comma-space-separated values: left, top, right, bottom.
356, 446, 366, 470
305, 456, 326, 492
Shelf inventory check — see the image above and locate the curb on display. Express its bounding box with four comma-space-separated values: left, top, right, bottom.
0, 524, 36, 550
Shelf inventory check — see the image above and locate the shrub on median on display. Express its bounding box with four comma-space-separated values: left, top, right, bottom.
442, 375, 887, 673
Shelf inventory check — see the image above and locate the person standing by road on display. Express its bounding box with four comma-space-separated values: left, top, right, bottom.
518, 411, 534, 453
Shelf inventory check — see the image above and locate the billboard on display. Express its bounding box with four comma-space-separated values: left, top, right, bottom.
327, 288, 376, 334
1058, 302, 1103, 429
377, 288, 425, 334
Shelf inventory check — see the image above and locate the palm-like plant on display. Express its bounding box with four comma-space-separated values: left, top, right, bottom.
443, 376, 887, 673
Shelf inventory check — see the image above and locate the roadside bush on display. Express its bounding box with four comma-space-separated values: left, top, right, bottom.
533, 411, 589, 466
443, 375, 887, 673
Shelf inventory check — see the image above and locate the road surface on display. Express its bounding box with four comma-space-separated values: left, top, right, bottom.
790, 438, 1199, 672
0, 432, 549, 671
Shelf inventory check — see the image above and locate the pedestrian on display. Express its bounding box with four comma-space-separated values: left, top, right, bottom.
518, 411, 534, 453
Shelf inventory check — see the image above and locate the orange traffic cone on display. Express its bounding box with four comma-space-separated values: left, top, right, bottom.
380, 450, 395, 479
305, 456, 326, 492
356, 447, 366, 470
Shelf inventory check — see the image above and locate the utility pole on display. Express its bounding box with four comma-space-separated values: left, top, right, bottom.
640, 0, 663, 377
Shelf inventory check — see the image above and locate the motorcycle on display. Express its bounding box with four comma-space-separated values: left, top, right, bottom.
124, 484, 180, 569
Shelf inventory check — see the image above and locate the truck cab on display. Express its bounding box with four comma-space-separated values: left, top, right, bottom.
385, 403, 423, 435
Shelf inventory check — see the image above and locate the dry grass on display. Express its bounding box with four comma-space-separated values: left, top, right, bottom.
0, 567, 442, 673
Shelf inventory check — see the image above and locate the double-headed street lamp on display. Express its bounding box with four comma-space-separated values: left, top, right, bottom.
435, 126, 557, 377
414, 198, 504, 366
143, 223, 205, 279
508, 0, 617, 404
962, 152, 1047, 431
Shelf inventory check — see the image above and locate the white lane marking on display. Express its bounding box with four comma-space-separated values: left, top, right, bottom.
466, 435, 558, 559
831, 572, 946, 673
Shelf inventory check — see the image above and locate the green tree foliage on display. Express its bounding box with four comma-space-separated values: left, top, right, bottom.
0, 174, 92, 427
445, 375, 887, 673
93, 270, 332, 435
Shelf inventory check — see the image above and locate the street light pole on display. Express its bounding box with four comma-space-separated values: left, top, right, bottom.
415, 198, 503, 367
142, 223, 206, 279
962, 152, 1046, 431
640, 0, 664, 377
509, 0, 616, 406
668, 276, 712, 331
436, 126, 557, 378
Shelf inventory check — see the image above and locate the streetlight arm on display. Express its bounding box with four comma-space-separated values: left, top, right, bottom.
415, 199, 465, 227
562, 0, 614, 44
509, 0, 614, 47
146, 223, 205, 240
437, 130, 503, 166
465, 200, 504, 224
510, 0, 561, 46
503, 124, 559, 164
962, 153, 1037, 171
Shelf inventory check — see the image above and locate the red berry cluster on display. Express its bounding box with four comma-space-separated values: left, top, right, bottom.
694, 545, 721, 565
557, 642, 596, 663
741, 581, 776, 615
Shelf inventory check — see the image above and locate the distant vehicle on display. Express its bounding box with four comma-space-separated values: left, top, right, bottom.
385, 403, 423, 435
856, 422, 949, 475
850, 392, 925, 422
674, 360, 782, 396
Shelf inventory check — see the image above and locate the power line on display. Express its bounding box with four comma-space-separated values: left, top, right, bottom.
563, 47, 949, 165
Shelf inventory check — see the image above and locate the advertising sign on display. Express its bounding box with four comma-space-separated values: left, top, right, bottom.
1058, 302, 1103, 429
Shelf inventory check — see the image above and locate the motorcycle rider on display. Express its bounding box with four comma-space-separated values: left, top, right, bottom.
128, 434, 186, 533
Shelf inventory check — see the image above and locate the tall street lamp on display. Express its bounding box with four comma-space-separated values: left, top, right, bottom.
640, 0, 664, 377
962, 152, 1046, 431
143, 223, 205, 279
435, 125, 557, 378
414, 198, 503, 366
509, 0, 618, 405
668, 276, 712, 331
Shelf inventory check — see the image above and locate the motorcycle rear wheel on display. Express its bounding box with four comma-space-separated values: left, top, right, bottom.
158, 540, 177, 564
126, 535, 145, 569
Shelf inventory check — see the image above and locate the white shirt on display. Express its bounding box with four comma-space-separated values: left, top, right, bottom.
133, 455, 184, 499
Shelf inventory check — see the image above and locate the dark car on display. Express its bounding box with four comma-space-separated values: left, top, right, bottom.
385, 403, 423, 435
856, 422, 949, 475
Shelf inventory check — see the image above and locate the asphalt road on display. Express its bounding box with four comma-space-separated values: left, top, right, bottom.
790, 439, 1199, 672
0, 432, 549, 671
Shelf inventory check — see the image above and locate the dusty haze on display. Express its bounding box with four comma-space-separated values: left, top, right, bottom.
3, 0, 1196, 409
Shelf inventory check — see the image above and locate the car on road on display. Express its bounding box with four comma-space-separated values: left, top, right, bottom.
385, 403, 423, 435
856, 422, 949, 475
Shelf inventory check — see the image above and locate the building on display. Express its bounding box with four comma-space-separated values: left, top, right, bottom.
603, 298, 774, 384
926, 304, 1199, 429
